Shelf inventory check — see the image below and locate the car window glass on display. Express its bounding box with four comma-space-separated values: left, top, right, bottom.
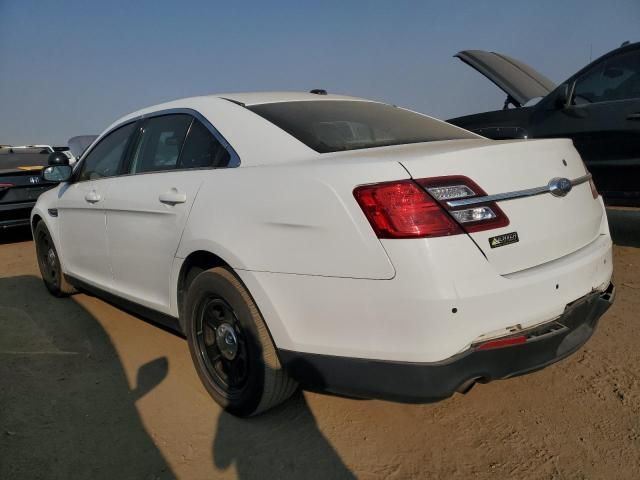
129, 115, 192, 174
78, 122, 136, 181
248, 101, 477, 153
177, 119, 231, 169
573, 49, 640, 104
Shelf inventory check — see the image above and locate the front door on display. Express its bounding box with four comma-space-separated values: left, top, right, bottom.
57, 122, 137, 288
104, 114, 204, 313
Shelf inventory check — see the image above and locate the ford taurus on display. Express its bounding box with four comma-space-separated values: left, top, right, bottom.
32, 91, 614, 416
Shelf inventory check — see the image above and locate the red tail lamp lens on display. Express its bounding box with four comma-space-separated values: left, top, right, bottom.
475, 335, 527, 351
353, 180, 463, 239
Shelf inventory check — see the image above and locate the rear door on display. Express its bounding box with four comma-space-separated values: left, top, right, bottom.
105, 113, 233, 313
530, 47, 640, 202
58, 122, 137, 287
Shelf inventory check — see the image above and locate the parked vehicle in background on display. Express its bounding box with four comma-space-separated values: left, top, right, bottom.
448, 42, 640, 206
33, 91, 613, 416
0, 145, 74, 229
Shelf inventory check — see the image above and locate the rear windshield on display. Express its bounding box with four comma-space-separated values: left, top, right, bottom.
248, 101, 476, 153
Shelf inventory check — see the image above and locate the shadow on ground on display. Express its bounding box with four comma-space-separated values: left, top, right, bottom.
0, 275, 355, 479
607, 208, 640, 247
214, 393, 355, 480
0, 275, 175, 480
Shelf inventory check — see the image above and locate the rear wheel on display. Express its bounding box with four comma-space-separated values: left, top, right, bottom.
34, 222, 76, 296
184, 267, 297, 416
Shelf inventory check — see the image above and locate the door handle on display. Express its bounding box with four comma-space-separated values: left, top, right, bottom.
84, 190, 101, 203
159, 188, 187, 205
627, 113, 640, 120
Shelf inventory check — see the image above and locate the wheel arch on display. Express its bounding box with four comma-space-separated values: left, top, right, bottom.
175, 250, 233, 331
31, 213, 43, 232
174, 249, 289, 354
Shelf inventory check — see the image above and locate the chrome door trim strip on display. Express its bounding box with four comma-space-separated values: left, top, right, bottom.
446, 173, 592, 208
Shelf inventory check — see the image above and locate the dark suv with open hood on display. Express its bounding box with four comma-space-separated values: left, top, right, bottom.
448, 42, 640, 206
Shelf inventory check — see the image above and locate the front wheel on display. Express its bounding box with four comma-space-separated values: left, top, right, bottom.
34, 222, 76, 297
184, 267, 297, 416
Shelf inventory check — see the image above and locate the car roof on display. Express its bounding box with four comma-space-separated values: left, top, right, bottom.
97, 92, 460, 168
212, 91, 373, 106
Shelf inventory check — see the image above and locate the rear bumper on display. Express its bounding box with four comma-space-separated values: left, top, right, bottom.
0, 201, 35, 229
280, 282, 615, 403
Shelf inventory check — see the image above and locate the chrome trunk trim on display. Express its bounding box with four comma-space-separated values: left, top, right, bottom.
446, 173, 592, 208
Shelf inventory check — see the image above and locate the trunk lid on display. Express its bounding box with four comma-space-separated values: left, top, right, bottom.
455, 50, 556, 106
399, 138, 603, 274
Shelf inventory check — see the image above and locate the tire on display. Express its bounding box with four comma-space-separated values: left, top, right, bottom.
184, 267, 297, 416
34, 222, 77, 297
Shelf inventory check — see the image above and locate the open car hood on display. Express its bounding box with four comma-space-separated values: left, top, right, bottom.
455, 50, 556, 106
68, 135, 98, 159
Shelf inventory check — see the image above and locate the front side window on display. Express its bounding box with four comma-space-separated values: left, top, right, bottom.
247, 101, 477, 153
78, 122, 136, 181
178, 119, 230, 169
128, 114, 192, 174
573, 49, 640, 104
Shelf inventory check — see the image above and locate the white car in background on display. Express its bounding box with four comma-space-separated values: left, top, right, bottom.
32, 91, 614, 416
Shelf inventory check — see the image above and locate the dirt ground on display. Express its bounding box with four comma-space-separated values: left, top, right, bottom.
1, 208, 639, 480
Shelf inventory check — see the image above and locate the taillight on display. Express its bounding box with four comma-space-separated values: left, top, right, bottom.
416, 176, 509, 233
0, 183, 14, 191
353, 180, 463, 238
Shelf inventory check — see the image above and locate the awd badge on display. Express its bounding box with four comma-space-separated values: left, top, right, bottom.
489, 232, 519, 249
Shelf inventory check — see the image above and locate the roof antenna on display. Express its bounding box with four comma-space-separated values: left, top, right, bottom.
620, 40, 630, 47
309, 89, 327, 95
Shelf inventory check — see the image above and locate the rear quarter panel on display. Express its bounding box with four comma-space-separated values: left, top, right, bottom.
177, 159, 410, 279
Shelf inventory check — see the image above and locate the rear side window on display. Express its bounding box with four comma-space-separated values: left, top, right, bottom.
129, 115, 192, 174
248, 101, 477, 153
78, 122, 136, 181
178, 119, 231, 169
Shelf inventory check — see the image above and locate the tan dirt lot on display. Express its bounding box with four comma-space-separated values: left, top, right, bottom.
1, 208, 639, 479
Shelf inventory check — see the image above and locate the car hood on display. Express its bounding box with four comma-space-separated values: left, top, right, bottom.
68, 135, 98, 159
455, 50, 556, 106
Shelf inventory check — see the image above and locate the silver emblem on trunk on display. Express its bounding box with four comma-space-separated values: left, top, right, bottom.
548, 177, 572, 197
29, 176, 40, 184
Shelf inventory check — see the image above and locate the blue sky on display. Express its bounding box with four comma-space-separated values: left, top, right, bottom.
1, 0, 639, 145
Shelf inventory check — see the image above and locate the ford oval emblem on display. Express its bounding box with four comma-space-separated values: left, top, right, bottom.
548, 177, 572, 197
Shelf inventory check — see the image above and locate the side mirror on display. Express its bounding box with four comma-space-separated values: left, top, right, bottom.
554, 83, 570, 109
48, 151, 70, 166
43, 165, 72, 183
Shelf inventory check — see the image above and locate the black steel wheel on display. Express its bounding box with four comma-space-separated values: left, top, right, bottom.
185, 267, 297, 416
195, 297, 250, 396
34, 222, 76, 296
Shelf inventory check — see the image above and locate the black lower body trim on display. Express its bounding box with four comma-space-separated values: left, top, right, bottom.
66, 275, 183, 335
279, 283, 615, 403
0, 202, 35, 229
0, 218, 31, 229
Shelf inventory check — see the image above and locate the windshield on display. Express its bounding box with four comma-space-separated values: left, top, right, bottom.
248, 101, 477, 153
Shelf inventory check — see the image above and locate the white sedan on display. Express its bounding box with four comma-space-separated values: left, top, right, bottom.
32, 91, 614, 416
